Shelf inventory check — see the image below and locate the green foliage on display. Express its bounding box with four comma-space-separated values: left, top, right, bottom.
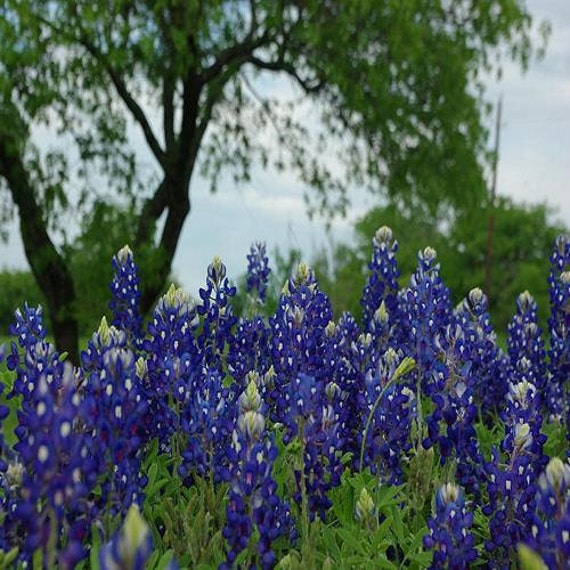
63, 200, 175, 336
0, 269, 46, 334
314, 197, 566, 335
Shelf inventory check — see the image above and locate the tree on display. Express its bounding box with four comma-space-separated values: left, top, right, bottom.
0, 0, 545, 361
315, 198, 566, 335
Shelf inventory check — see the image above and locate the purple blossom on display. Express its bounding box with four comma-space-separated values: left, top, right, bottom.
361, 226, 401, 335
221, 380, 293, 569
428, 322, 485, 497
80, 319, 149, 520
228, 315, 272, 387
268, 263, 333, 422
99, 504, 153, 570
246, 241, 272, 306
109, 245, 143, 350
526, 456, 570, 568
197, 257, 238, 370
546, 234, 570, 426
179, 366, 235, 484
507, 291, 547, 394
423, 483, 478, 569
358, 348, 416, 483
282, 373, 344, 522
7, 317, 95, 567
399, 246, 452, 397
484, 372, 548, 567
454, 287, 509, 419
142, 285, 199, 447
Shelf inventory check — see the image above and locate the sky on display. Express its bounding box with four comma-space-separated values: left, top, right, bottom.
1, 0, 569, 298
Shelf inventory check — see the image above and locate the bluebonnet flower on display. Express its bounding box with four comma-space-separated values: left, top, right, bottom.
142, 285, 199, 447
484, 372, 548, 568
507, 291, 547, 394
268, 263, 333, 422
281, 373, 344, 522
81, 318, 149, 520
221, 380, 293, 569
0, 346, 8, 473
428, 322, 485, 497
246, 241, 272, 307
361, 226, 401, 334
99, 504, 153, 570
355, 487, 376, 529
399, 246, 452, 397
454, 287, 509, 420
546, 234, 570, 426
197, 257, 238, 370
178, 366, 235, 485
358, 348, 416, 483
228, 315, 271, 387
109, 245, 143, 350
6, 303, 48, 396
321, 314, 363, 460
525, 456, 570, 568
6, 311, 96, 568
423, 482, 478, 569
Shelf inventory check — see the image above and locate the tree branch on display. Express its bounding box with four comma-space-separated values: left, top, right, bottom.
200, 32, 270, 85
248, 54, 326, 94
76, 38, 167, 169
163, 74, 176, 152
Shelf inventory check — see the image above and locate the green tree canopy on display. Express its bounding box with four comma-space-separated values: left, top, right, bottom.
0, 0, 546, 359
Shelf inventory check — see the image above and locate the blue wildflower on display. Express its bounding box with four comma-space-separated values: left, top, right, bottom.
546, 234, 570, 427
99, 504, 153, 570
179, 366, 235, 484
81, 319, 149, 520
423, 483, 478, 569
399, 246, 452, 397
197, 257, 237, 370
484, 372, 548, 567
282, 373, 344, 522
454, 287, 509, 420
221, 380, 293, 569
526, 457, 570, 568
246, 241, 272, 306
268, 263, 334, 423
109, 245, 143, 351
358, 348, 416, 483
8, 327, 95, 568
142, 285, 199, 447
360, 226, 401, 336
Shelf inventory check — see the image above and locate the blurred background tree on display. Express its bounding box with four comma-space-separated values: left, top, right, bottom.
0, 0, 546, 360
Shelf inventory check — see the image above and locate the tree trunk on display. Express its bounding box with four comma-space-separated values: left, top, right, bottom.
0, 138, 80, 364
137, 176, 192, 317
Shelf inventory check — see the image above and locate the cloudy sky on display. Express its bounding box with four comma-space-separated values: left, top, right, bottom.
1, 0, 569, 297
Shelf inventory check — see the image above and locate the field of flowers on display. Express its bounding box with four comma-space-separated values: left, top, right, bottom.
0, 227, 568, 569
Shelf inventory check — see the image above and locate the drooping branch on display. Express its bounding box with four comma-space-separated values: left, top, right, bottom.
76, 38, 167, 169
34, 12, 167, 169
248, 54, 325, 94
163, 74, 176, 152
200, 31, 270, 85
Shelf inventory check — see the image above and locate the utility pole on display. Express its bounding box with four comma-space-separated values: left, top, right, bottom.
485, 96, 502, 301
